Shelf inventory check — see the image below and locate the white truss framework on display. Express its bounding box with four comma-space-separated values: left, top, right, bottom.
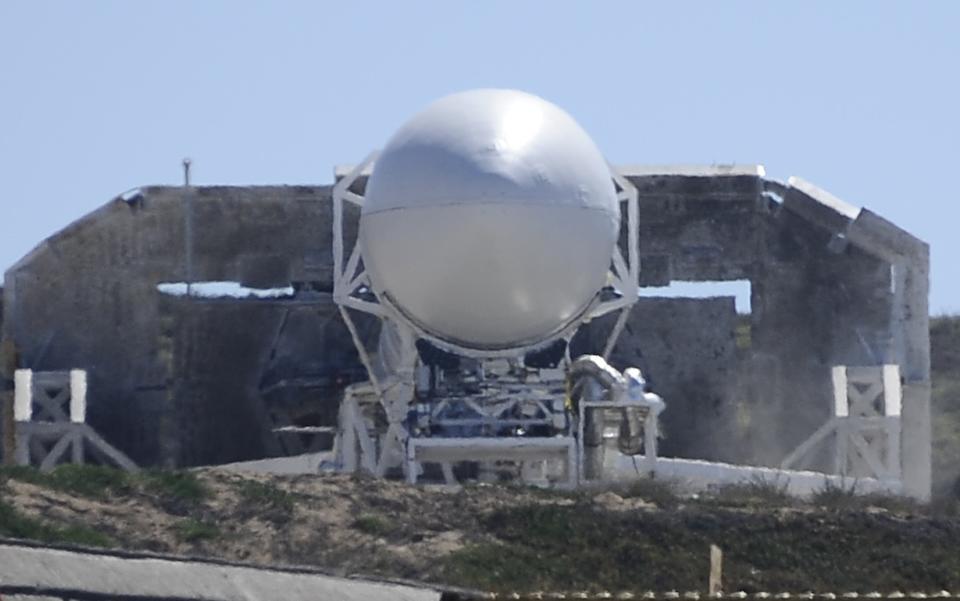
781, 364, 903, 483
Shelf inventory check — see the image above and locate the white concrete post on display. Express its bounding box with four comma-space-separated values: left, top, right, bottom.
882, 365, 902, 416
901, 382, 930, 499
13, 369, 32, 422
832, 366, 849, 418
883, 364, 902, 480
644, 411, 658, 473
338, 392, 358, 472
643, 392, 663, 473
406, 438, 418, 484
832, 366, 849, 476
69, 369, 87, 423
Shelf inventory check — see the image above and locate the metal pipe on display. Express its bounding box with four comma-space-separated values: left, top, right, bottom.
182, 158, 194, 297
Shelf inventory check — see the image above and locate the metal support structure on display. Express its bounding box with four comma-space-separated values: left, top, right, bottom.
330, 155, 643, 484
183, 158, 194, 297
13, 369, 137, 472
407, 436, 577, 487
602, 307, 631, 360
336, 384, 379, 474
571, 356, 664, 483
781, 364, 902, 483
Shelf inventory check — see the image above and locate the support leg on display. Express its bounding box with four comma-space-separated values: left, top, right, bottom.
71, 428, 84, 464
14, 424, 29, 466
441, 462, 456, 485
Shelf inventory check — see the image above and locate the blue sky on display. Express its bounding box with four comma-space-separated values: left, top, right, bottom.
1, 1, 957, 313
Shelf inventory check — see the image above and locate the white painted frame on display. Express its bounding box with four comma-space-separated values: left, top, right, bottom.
13, 369, 87, 424
781, 364, 902, 483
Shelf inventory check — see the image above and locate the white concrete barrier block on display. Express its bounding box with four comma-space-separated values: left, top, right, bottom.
14, 369, 32, 421
70, 369, 87, 423
882, 364, 902, 417
832, 366, 849, 417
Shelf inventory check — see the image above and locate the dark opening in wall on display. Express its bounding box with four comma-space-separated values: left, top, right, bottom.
639, 279, 752, 314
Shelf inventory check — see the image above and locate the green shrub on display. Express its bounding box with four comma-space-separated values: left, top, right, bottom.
139, 470, 208, 503
0, 500, 113, 547
174, 518, 220, 543
812, 480, 921, 514
351, 514, 396, 537
235, 479, 295, 513
0, 464, 131, 500
706, 477, 794, 508
811, 479, 861, 510
443, 502, 708, 592
618, 476, 680, 508
442, 542, 553, 591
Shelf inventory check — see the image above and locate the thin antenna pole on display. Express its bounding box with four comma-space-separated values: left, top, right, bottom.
183, 158, 194, 297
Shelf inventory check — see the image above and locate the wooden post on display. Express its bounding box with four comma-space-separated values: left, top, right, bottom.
709, 544, 723, 596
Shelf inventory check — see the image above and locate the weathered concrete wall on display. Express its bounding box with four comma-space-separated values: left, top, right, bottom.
743, 206, 894, 467
2, 169, 931, 497
770, 177, 931, 496
3, 186, 369, 466
623, 166, 765, 286
579, 167, 929, 492
573, 297, 739, 462
155, 295, 375, 467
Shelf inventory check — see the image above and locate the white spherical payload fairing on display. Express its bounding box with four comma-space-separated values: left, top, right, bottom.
360, 89, 620, 351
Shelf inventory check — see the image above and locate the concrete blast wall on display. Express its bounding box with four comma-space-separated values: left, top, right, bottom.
1, 167, 931, 497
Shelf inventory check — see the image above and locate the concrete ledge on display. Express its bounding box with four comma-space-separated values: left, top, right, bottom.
618, 164, 766, 178
214, 451, 330, 475
0, 540, 442, 601
847, 208, 930, 263
779, 176, 927, 264
782, 176, 862, 234
611, 455, 902, 498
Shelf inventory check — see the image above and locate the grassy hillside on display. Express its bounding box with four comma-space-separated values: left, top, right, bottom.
2, 466, 960, 593
931, 315, 960, 499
